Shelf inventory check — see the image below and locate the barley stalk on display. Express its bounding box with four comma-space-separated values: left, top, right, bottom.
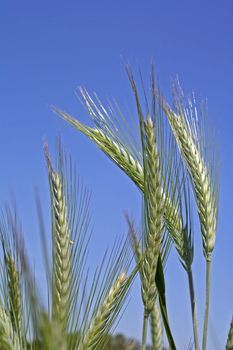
46, 152, 72, 328
142, 312, 149, 350
6, 254, 21, 333
226, 318, 233, 350
81, 272, 127, 350
0, 306, 21, 350
167, 213, 199, 349
150, 304, 163, 350
128, 232, 149, 350
187, 268, 199, 350
165, 184, 199, 349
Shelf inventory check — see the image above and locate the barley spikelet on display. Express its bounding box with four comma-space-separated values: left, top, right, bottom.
0, 306, 21, 350
226, 318, 233, 350
6, 254, 22, 333
46, 152, 72, 327
150, 304, 163, 350
82, 272, 127, 350
141, 117, 164, 316
163, 103, 218, 260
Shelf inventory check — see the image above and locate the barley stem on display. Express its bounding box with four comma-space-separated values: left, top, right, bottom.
187, 268, 199, 350
202, 259, 211, 350
142, 311, 149, 350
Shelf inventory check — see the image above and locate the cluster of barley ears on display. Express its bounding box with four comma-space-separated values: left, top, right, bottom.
54, 66, 231, 350
0, 144, 138, 350
0, 66, 231, 350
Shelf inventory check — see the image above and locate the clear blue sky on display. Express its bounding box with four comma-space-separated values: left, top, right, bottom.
1, 1, 232, 348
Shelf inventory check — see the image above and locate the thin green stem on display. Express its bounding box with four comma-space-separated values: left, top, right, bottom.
202, 259, 211, 350
142, 311, 149, 350
187, 268, 199, 350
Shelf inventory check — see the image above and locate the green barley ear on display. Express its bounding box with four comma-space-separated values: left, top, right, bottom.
161, 91, 218, 261
161, 87, 219, 350
0, 239, 22, 334
5, 253, 21, 334
226, 318, 233, 350
0, 209, 23, 341
0, 207, 43, 348
45, 146, 72, 329
81, 272, 127, 350
141, 117, 164, 316
76, 234, 138, 350
53, 106, 144, 191
0, 305, 21, 350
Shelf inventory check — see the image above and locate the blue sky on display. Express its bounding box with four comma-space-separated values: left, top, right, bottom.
1, 1, 233, 348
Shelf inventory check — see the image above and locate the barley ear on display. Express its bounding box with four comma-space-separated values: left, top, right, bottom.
5, 253, 22, 333
0, 305, 21, 350
0, 210, 23, 341
81, 272, 127, 350
141, 117, 164, 317
226, 318, 233, 350
45, 147, 72, 329
54, 108, 144, 191
162, 92, 218, 350
162, 100, 218, 261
